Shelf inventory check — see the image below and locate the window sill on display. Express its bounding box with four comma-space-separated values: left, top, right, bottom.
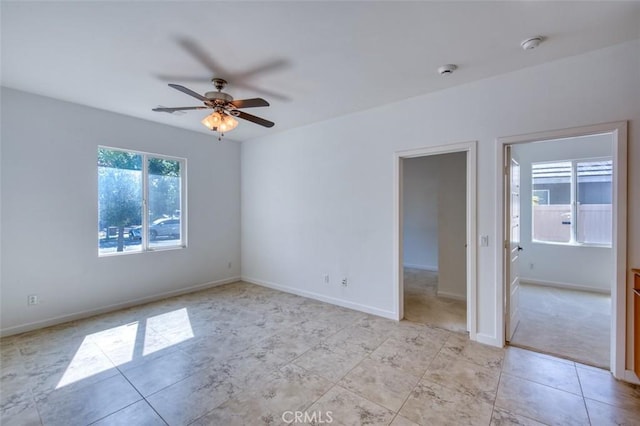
148, 244, 187, 252
531, 240, 612, 249
99, 244, 186, 257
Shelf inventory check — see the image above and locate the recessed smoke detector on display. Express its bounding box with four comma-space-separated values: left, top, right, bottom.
521, 36, 543, 50
437, 64, 457, 75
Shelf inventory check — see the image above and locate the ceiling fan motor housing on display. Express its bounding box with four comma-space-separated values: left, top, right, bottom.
205, 91, 233, 103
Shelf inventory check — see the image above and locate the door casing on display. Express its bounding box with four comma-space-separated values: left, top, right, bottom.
496, 122, 630, 381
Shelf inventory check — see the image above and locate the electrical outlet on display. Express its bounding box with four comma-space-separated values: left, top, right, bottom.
228, 262, 232, 269
323, 274, 330, 284
341, 278, 348, 287
529, 262, 534, 270
27, 295, 39, 305
480, 235, 489, 247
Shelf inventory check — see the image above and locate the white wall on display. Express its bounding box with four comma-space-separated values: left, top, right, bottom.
437, 152, 467, 300
241, 40, 640, 346
402, 156, 439, 271
0, 88, 241, 335
513, 134, 613, 292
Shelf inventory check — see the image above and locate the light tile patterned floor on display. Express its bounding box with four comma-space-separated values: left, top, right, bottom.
1, 281, 638, 425
403, 268, 467, 333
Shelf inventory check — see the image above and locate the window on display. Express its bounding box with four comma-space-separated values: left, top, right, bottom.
532, 159, 612, 246
98, 147, 185, 255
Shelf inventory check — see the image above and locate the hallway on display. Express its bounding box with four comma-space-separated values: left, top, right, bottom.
403, 268, 466, 333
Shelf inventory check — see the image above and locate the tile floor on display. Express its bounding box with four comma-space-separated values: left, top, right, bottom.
403, 268, 466, 333
1, 281, 639, 425
511, 283, 611, 368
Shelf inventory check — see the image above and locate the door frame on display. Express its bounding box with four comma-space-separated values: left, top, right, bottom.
393, 141, 477, 340
495, 121, 628, 380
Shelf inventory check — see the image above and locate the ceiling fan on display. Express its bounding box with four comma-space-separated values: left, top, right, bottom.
153, 78, 274, 139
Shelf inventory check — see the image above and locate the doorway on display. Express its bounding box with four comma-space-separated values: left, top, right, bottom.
394, 142, 477, 338
498, 122, 627, 378
402, 152, 467, 332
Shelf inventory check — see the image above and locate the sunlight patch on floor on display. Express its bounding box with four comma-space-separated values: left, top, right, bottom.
145, 308, 194, 355
56, 308, 194, 389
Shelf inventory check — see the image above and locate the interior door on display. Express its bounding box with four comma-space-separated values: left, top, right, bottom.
505, 146, 521, 341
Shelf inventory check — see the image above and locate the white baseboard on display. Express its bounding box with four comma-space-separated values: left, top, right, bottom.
623, 369, 640, 385
0, 276, 241, 337
475, 332, 502, 348
519, 278, 611, 294
242, 276, 397, 320
403, 263, 438, 272
436, 290, 466, 301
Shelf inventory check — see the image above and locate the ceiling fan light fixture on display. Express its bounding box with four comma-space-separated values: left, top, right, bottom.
201, 111, 239, 133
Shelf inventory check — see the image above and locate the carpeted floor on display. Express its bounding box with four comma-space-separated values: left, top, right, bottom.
403, 268, 467, 333
510, 283, 611, 368
403, 270, 611, 368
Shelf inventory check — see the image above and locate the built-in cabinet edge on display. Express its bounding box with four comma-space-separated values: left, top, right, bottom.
633, 269, 640, 377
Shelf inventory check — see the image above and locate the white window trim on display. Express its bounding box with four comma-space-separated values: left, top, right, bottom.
98, 146, 187, 256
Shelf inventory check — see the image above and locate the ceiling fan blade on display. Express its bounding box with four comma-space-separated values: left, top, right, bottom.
236, 111, 275, 128
229, 98, 270, 109
235, 58, 289, 81
177, 37, 229, 76
152, 106, 208, 113
156, 74, 212, 83
233, 81, 290, 102
168, 84, 209, 102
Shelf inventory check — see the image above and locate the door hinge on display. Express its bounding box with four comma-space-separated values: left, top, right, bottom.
504, 240, 509, 249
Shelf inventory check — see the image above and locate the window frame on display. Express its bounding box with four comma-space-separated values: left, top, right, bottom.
98, 146, 187, 256
531, 156, 612, 248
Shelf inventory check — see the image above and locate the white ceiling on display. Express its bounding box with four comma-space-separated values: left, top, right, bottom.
2, 1, 639, 142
